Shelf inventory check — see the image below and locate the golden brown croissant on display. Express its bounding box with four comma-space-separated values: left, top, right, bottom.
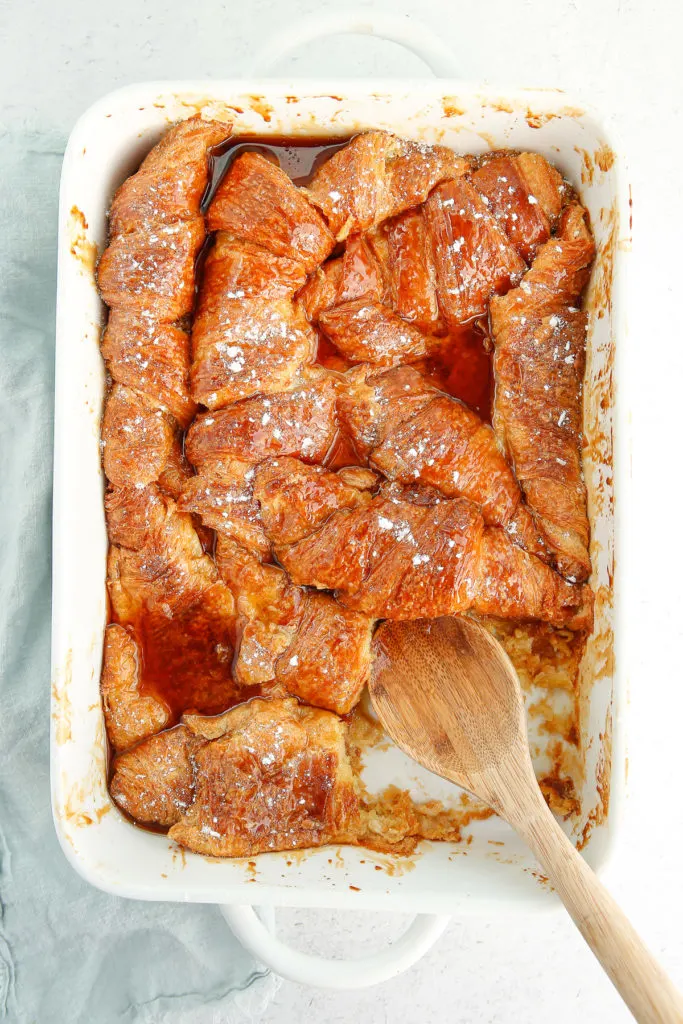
300, 145, 570, 382
387, 152, 564, 328
179, 457, 271, 558
169, 698, 360, 857
99, 115, 230, 421
101, 383, 177, 490
337, 364, 546, 559
110, 724, 200, 826
207, 151, 335, 271
101, 623, 171, 752
299, 234, 388, 322
490, 203, 595, 582
97, 117, 234, 752
101, 311, 197, 429
304, 151, 564, 340
303, 130, 470, 240
190, 233, 316, 409
108, 116, 231, 235
218, 539, 372, 714
373, 207, 444, 333
185, 368, 339, 467
98, 217, 206, 324
99, 116, 229, 326
471, 152, 565, 261
254, 458, 377, 545
255, 459, 592, 629
204, 515, 373, 715
181, 375, 372, 715
319, 299, 438, 366
110, 698, 360, 846
99, 116, 230, 469
192, 152, 338, 409
425, 177, 526, 328
106, 484, 238, 721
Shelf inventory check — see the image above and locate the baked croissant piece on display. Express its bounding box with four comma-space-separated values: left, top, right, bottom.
98, 114, 231, 454
110, 698, 360, 853
191, 151, 334, 409
185, 368, 339, 467
180, 380, 373, 716
169, 698, 359, 857
425, 177, 527, 328
319, 299, 439, 366
207, 151, 335, 271
101, 483, 238, 755
337, 363, 547, 560
253, 458, 592, 629
214, 538, 373, 715
190, 233, 315, 409
302, 130, 470, 240
300, 234, 389, 324
471, 151, 565, 261
490, 204, 595, 582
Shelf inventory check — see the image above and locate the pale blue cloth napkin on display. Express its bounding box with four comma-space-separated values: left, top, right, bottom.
0, 125, 279, 1023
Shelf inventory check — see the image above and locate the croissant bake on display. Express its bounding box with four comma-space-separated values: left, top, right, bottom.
97, 119, 596, 858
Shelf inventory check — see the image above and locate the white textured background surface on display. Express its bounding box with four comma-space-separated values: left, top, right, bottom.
4, 0, 683, 1019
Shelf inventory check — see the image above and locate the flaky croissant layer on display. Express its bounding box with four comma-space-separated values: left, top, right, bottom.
255, 459, 592, 630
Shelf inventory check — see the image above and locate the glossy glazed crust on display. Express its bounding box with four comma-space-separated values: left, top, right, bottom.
98, 217, 206, 323
169, 699, 360, 856
207, 151, 335, 271
319, 299, 438, 366
98, 116, 236, 750
309, 149, 565, 340
190, 233, 315, 409
108, 117, 231, 235
185, 370, 339, 466
337, 365, 547, 560
381, 208, 443, 332
299, 234, 389, 322
101, 311, 197, 428
471, 151, 564, 261
211, 536, 373, 716
303, 130, 470, 240
425, 178, 526, 327
110, 725, 199, 826
490, 205, 595, 582
258, 461, 592, 629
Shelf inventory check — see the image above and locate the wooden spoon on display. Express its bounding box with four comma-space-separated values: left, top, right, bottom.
370, 616, 683, 1024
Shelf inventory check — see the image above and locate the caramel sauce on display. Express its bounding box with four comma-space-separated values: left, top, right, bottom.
203, 135, 350, 210
324, 430, 364, 471
418, 322, 494, 422
316, 331, 352, 373
116, 609, 256, 723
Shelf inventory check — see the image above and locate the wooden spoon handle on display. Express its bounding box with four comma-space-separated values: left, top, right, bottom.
514, 796, 683, 1023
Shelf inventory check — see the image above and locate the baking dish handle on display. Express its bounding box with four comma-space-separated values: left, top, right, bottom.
247, 10, 459, 78
220, 904, 450, 989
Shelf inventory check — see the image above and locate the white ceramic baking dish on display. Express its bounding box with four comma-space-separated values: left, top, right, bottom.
51, 13, 628, 988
